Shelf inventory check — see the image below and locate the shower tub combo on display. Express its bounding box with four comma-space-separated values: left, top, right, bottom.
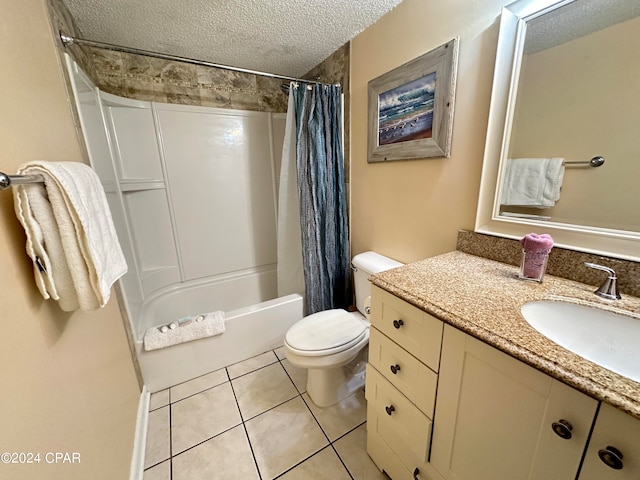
68, 56, 301, 392
136, 281, 303, 392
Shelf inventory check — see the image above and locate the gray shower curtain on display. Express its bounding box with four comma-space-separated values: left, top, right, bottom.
292, 83, 351, 314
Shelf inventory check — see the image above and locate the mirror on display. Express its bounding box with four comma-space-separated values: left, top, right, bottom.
476, 0, 640, 262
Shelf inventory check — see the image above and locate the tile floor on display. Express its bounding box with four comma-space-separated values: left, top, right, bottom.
143, 346, 390, 480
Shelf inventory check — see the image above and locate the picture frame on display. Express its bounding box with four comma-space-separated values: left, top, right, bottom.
368, 37, 459, 163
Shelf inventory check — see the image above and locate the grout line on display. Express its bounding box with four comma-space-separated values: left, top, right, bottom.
331, 443, 355, 480
278, 358, 306, 395
271, 444, 334, 479
168, 401, 173, 480
228, 365, 263, 480
299, 394, 333, 444
169, 379, 230, 405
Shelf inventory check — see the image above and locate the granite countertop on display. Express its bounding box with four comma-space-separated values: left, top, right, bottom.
370, 251, 640, 419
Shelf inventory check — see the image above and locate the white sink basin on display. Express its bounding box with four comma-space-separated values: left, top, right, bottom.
521, 300, 640, 383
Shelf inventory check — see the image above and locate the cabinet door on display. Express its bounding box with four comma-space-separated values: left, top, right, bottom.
579, 402, 640, 479
431, 325, 598, 480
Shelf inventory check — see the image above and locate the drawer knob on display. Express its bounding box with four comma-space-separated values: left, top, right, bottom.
392, 319, 404, 329
598, 446, 624, 470
385, 405, 395, 416
551, 419, 573, 439
413, 467, 420, 479
390, 364, 401, 374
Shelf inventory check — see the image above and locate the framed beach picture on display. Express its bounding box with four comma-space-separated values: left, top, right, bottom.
368, 38, 459, 162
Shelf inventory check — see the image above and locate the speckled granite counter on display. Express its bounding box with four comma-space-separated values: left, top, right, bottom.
370, 251, 640, 419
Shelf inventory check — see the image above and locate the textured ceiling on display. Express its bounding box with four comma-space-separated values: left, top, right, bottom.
61, 0, 403, 77
524, 0, 640, 54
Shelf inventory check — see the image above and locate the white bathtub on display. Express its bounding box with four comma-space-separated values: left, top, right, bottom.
135, 291, 303, 392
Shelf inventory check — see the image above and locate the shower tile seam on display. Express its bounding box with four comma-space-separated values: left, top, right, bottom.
95, 71, 269, 95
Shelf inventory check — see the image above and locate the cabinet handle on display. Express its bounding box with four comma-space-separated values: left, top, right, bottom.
551, 419, 573, 439
598, 446, 624, 470
385, 405, 395, 416
413, 467, 420, 479
390, 364, 401, 374
393, 319, 404, 329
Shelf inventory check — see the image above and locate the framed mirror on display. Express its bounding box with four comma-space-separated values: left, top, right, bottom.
475, 0, 640, 261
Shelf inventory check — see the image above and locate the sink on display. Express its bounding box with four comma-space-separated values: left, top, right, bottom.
521, 300, 640, 383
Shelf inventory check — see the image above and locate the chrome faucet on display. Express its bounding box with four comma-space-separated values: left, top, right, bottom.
585, 263, 621, 300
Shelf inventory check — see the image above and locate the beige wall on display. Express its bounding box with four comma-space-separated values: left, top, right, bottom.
350, 0, 506, 263
0, 1, 140, 479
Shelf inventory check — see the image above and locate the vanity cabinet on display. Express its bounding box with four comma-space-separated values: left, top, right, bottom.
367, 286, 640, 480
578, 402, 640, 479
430, 325, 598, 480
366, 285, 445, 480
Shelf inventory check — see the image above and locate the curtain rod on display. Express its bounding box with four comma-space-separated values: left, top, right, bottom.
59, 32, 337, 87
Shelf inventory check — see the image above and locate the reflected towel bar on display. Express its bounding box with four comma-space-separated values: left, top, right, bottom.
0, 172, 45, 191
564, 156, 605, 167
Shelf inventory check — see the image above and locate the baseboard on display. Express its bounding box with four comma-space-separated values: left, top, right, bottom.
129, 385, 150, 480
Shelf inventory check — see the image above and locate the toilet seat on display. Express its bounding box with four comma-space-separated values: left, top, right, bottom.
285, 309, 367, 357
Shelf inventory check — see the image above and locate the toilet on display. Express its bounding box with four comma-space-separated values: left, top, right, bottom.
284, 251, 403, 407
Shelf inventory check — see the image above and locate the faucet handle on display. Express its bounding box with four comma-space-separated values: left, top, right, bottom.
585, 263, 621, 300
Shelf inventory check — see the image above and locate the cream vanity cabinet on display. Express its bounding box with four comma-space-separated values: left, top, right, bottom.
430, 325, 599, 480
578, 402, 640, 479
366, 285, 445, 480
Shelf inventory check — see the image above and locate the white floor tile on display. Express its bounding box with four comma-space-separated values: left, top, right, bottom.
143, 459, 171, 480
227, 351, 279, 379
143, 350, 383, 480
232, 363, 298, 420
171, 382, 242, 454
149, 389, 169, 411
144, 406, 170, 469
281, 358, 308, 393
245, 396, 328, 479
303, 388, 367, 441
334, 424, 390, 480
170, 368, 228, 402
274, 345, 286, 360
277, 446, 351, 480
172, 425, 259, 480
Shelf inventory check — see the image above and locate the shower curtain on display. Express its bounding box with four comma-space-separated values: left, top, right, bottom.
277, 83, 351, 315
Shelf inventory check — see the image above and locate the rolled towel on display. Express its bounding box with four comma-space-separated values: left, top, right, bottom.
520, 233, 554, 280
144, 311, 225, 351
520, 233, 554, 254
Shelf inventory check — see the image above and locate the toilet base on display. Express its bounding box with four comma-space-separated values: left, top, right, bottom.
306, 347, 368, 407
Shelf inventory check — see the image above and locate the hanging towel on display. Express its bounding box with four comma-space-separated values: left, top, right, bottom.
500, 157, 565, 208
143, 311, 226, 351
13, 161, 127, 311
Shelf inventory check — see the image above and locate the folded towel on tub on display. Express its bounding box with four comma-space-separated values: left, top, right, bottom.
144, 311, 226, 351
13, 161, 127, 311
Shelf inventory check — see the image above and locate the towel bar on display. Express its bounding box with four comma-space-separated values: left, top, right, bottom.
0, 172, 46, 191
564, 156, 605, 167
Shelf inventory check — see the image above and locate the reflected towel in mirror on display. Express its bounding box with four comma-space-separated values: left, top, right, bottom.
500, 157, 565, 208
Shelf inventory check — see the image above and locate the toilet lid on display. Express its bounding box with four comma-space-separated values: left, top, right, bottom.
285, 309, 367, 353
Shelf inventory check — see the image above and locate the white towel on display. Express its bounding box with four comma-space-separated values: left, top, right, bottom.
13, 161, 127, 311
500, 157, 565, 208
143, 311, 226, 351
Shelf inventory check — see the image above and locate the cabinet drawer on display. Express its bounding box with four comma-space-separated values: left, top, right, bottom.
371, 285, 443, 371
369, 328, 438, 418
367, 425, 414, 480
366, 364, 432, 466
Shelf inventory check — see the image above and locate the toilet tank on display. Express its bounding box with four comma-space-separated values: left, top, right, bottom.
351, 251, 403, 316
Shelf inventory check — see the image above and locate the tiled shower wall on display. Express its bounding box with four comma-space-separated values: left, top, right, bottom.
48, 0, 350, 176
